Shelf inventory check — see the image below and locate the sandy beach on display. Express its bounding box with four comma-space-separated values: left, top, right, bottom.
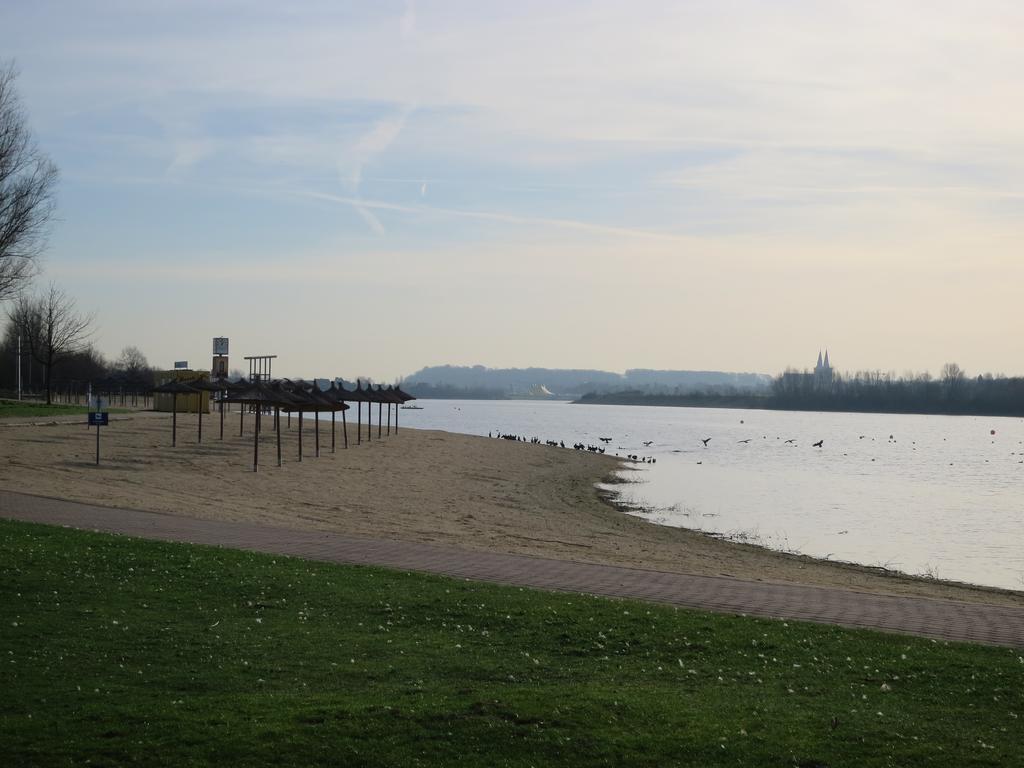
1, 409, 1021, 608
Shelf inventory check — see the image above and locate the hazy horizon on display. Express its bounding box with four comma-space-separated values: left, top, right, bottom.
3, 2, 1023, 380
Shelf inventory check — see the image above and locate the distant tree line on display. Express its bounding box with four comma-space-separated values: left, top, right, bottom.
403, 364, 771, 397
577, 364, 1024, 417
0, 307, 156, 403
402, 381, 508, 400
769, 364, 1024, 416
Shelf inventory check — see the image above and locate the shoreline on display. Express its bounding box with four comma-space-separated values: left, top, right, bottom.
596, 484, 1024, 604
0, 411, 1020, 608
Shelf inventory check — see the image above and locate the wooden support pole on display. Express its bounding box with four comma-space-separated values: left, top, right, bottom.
253, 407, 260, 472
276, 406, 282, 467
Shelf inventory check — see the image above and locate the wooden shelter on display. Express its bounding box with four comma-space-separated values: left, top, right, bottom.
153, 370, 210, 413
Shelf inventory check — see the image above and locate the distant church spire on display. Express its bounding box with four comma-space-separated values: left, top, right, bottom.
816, 350, 823, 368
823, 350, 830, 369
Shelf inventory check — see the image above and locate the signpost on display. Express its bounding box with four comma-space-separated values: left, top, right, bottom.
87, 411, 108, 466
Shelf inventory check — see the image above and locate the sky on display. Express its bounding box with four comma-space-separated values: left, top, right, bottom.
2, 1, 1023, 380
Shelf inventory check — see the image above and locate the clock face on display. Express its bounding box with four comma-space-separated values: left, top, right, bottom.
212, 337, 229, 355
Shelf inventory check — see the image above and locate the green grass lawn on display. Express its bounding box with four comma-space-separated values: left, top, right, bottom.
0, 520, 1020, 767
0, 400, 129, 419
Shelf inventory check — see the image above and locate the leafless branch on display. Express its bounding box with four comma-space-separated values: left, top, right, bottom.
0, 62, 58, 300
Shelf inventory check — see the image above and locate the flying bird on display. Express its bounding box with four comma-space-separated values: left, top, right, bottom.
784, 439, 796, 444
737, 439, 751, 444
701, 437, 711, 447
642, 441, 653, 447
812, 440, 823, 448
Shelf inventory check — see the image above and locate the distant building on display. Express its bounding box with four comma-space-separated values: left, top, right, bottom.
814, 350, 834, 388
781, 350, 835, 391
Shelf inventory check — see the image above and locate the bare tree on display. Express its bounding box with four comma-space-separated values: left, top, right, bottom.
0, 63, 58, 300
8, 284, 94, 404
116, 345, 149, 374
115, 344, 153, 389
941, 362, 965, 399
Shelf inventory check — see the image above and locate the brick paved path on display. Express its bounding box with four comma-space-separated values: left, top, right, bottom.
2, 490, 1022, 648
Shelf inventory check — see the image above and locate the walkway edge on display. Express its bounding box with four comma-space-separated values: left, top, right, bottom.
1, 490, 1022, 648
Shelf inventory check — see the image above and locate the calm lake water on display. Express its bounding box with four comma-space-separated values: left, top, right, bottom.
396, 399, 1024, 591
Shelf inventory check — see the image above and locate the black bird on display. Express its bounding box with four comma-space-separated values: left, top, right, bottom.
642, 441, 653, 447
738, 438, 751, 444
599, 437, 612, 443
784, 439, 796, 444
812, 440, 823, 448
701, 437, 711, 447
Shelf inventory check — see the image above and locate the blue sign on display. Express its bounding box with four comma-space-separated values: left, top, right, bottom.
88, 412, 109, 426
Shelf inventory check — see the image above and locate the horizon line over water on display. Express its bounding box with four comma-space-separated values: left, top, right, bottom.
388, 399, 1024, 592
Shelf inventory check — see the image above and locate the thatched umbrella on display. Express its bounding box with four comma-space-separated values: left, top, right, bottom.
383, 385, 405, 435
151, 380, 200, 447
361, 383, 380, 439
209, 377, 231, 440
370, 385, 383, 438
222, 382, 291, 471
222, 377, 254, 436
391, 384, 417, 433
360, 381, 377, 443
268, 381, 304, 465
374, 385, 401, 437
186, 379, 222, 444
297, 380, 326, 459
322, 382, 351, 453
276, 380, 311, 461
302, 381, 332, 458
333, 383, 355, 449
305, 383, 349, 456
347, 380, 371, 445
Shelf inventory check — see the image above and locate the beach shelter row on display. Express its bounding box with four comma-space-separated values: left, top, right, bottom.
150, 378, 415, 471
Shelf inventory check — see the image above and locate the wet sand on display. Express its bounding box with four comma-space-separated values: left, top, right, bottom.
1, 410, 1021, 607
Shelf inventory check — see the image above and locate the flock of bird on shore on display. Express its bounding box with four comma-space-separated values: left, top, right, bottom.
490, 429, 829, 461
488, 420, 1024, 468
